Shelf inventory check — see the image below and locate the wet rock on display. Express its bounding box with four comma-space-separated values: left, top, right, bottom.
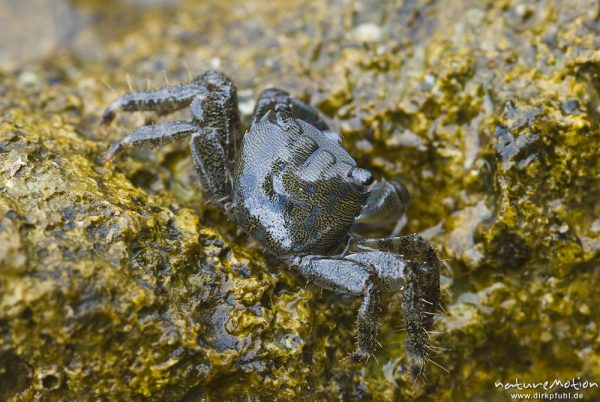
0, 0, 599, 400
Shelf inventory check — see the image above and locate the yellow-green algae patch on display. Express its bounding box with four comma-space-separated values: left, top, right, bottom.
1, 0, 599, 400
0, 112, 316, 400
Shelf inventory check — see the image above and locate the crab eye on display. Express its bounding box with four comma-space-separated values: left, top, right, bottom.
348, 167, 373, 186
323, 131, 343, 144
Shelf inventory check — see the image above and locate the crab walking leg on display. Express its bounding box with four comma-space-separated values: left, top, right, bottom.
190, 93, 240, 169
352, 281, 380, 363
253, 88, 330, 131
352, 234, 441, 378
105, 122, 230, 207
189, 128, 230, 206
105, 120, 198, 160
101, 81, 205, 125
289, 255, 381, 361
352, 235, 440, 282
252, 88, 291, 125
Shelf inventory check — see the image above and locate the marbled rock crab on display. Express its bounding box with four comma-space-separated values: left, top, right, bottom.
102, 70, 441, 377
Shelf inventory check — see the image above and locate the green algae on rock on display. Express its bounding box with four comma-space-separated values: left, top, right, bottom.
0, 89, 314, 400
1, 0, 600, 401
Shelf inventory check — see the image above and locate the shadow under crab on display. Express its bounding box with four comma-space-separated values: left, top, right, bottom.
102, 70, 442, 377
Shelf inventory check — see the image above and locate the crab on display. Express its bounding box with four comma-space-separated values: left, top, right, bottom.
101, 70, 441, 377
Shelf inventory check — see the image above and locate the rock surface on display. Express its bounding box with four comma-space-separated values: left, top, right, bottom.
0, 0, 599, 400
